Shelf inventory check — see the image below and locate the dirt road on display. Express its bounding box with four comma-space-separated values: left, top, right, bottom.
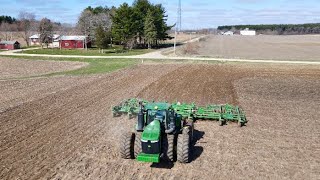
0, 63, 319, 179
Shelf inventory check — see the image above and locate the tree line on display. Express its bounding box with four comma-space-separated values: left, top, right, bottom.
77, 0, 173, 50
218, 23, 320, 35
0, 0, 173, 49
0, 15, 17, 24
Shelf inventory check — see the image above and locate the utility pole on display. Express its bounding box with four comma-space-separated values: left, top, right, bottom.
178, 0, 181, 31
174, 0, 181, 55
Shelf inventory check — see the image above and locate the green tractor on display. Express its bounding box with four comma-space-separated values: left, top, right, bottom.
120, 102, 193, 163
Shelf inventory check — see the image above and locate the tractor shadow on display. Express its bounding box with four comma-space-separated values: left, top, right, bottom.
150, 161, 174, 169
150, 130, 205, 169
190, 129, 205, 162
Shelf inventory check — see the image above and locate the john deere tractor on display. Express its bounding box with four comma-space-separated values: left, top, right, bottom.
120, 102, 193, 163
115, 98, 247, 163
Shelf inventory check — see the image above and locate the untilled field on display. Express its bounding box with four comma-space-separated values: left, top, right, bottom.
0, 58, 87, 79
180, 35, 320, 61
0, 63, 319, 179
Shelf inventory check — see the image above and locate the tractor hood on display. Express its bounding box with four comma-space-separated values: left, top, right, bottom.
138, 120, 161, 163
141, 120, 161, 142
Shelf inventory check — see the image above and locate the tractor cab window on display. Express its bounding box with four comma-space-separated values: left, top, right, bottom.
147, 110, 166, 124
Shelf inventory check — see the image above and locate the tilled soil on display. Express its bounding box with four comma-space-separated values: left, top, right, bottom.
0, 58, 87, 79
0, 63, 319, 180
181, 35, 320, 61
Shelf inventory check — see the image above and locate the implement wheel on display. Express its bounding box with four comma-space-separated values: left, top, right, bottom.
177, 127, 190, 163
162, 134, 174, 162
219, 120, 226, 126
120, 132, 134, 159
134, 132, 142, 158
238, 121, 244, 127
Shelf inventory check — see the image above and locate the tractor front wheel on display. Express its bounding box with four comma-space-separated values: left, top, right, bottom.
162, 134, 174, 162
120, 132, 134, 159
177, 127, 190, 163
134, 132, 142, 158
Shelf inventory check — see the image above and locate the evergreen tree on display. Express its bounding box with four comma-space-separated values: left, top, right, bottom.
111, 0, 172, 49
144, 10, 157, 49
95, 25, 110, 52
111, 3, 135, 49
132, 0, 152, 45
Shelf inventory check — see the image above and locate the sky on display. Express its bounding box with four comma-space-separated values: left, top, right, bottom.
0, 0, 319, 29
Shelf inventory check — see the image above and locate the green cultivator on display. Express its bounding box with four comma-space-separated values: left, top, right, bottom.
114, 98, 247, 164
112, 98, 148, 119
113, 98, 247, 126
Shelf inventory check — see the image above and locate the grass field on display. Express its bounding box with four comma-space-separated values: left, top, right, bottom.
21, 47, 153, 56
0, 56, 139, 78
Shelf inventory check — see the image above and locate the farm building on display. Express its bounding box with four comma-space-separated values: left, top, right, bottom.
52, 34, 61, 48
59, 35, 91, 49
29, 34, 40, 45
29, 34, 60, 46
0, 41, 20, 50
223, 31, 234, 36
240, 28, 256, 36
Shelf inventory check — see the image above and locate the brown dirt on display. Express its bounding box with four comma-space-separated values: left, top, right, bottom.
179, 35, 320, 61
0, 57, 87, 79
0, 63, 319, 180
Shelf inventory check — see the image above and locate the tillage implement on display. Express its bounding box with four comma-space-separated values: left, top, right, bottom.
113, 98, 247, 163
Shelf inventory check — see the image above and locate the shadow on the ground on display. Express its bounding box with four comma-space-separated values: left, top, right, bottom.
190, 129, 205, 162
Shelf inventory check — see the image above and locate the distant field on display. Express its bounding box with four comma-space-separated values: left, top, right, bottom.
21, 48, 153, 56
179, 35, 320, 61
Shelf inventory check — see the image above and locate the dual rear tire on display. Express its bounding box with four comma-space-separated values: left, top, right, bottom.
177, 127, 191, 163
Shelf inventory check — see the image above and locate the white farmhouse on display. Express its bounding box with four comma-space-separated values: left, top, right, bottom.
240, 28, 256, 36
223, 31, 234, 36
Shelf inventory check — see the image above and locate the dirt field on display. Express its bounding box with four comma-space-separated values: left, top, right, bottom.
179, 35, 320, 61
0, 63, 319, 179
0, 58, 87, 79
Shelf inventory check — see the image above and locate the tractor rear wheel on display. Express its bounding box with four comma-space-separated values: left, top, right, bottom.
162, 134, 174, 162
177, 127, 190, 163
120, 132, 134, 159
134, 132, 142, 158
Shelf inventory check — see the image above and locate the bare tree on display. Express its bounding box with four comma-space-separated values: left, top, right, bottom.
18, 11, 36, 47
77, 10, 93, 36
39, 18, 53, 48
0, 22, 15, 41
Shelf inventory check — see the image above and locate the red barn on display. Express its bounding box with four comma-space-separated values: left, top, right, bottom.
0, 41, 20, 50
59, 36, 91, 49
